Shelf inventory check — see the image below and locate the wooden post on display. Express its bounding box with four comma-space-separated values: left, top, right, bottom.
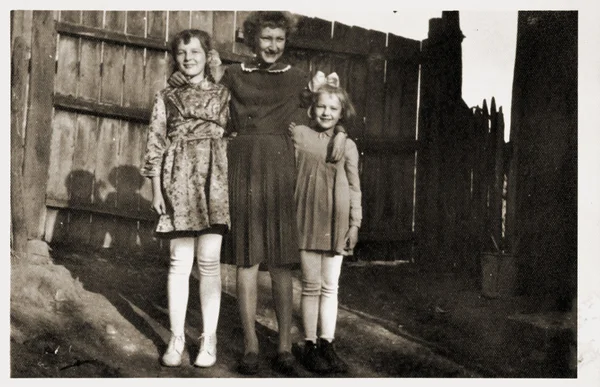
22, 11, 56, 241
11, 36, 29, 253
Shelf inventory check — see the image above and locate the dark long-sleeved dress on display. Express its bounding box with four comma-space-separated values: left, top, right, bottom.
220, 61, 309, 267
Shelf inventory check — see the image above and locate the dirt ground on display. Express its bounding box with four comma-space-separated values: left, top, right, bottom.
10, 243, 576, 378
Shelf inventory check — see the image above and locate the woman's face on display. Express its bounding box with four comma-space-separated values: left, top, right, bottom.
314, 92, 342, 130
175, 37, 206, 82
255, 27, 286, 64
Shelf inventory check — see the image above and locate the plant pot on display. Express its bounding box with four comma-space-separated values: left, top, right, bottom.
481, 252, 517, 298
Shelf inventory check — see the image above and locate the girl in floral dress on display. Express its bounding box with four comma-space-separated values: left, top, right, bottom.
141, 29, 230, 368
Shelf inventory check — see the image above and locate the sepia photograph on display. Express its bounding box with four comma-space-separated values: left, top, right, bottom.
8, 1, 598, 383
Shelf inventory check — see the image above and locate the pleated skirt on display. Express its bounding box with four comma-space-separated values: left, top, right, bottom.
222, 133, 300, 268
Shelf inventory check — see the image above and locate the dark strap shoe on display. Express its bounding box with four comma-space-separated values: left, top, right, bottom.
318, 338, 349, 374
273, 351, 298, 376
303, 340, 331, 374
238, 352, 259, 375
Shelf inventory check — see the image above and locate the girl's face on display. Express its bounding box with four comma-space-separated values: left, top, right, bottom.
255, 27, 286, 64
314, 93, 342, 130
175, 37, 206, 82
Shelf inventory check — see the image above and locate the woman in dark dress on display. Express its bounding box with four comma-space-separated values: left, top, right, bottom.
170, 11, 347, 375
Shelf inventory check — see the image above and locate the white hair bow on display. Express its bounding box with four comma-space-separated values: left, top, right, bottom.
309, 71, 340, 91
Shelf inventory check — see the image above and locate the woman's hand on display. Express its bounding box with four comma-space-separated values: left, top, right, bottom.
288, 121, 297, 137
328, 131, 347, 162
167, 71, 189, 87
344, 226, 359, 251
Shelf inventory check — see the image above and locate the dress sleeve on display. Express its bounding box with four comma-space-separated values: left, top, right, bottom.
141, 91, 168, 178
345, 140, 362, 228
216, 87, 231, 131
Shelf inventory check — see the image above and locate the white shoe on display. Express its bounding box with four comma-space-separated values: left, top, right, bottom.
194, 333, 217, 367
161, 334, 185, 367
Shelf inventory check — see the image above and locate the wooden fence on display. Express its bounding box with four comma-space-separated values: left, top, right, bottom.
11, 10, 421, 260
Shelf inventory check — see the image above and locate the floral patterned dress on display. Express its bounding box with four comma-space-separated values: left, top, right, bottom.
141, 79, 230, 233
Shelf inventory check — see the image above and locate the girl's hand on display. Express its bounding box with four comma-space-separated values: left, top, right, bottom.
344, 226, 359, 251
152, 194, 167, 215
167, 71, 189, 87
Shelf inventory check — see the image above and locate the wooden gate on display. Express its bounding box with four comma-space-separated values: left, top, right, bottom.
12, 10, 420, 260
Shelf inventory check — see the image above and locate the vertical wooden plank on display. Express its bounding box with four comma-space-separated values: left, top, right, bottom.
71, 114, 99, 207
82, 11, 103, 28
69, 211, 92, 246
45, 209, 70, 245
11, 11, 33, 50
364, 30, 386, 138
147, 11, 167, 40
100, 41, 125, 105
46, 110, 77, 205
78, 38, 102, 101
139, 219, 163, 255
115, 122, 145, 248
94, 117, 121, 210
10, 36, 29, 252
233, 11, 253, 56
191, 11, 213, 33
90, 213, 117, 250
123, 47, 146, 108
23, 11, 56, 240
60, 10, 81, 24
101, 11, 126, 105
143, 50, 168, 108
90, 117, 120, 249
79, 11, 103, 101
104, 11, 126, 32
55, 34, 79, 97
168, 11, 191, 42
126, 10, 146, 36
212, 11, 235, 52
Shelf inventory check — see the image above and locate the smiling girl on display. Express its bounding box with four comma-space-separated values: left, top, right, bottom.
141, 29, 230, 368
290, 81, 362, 375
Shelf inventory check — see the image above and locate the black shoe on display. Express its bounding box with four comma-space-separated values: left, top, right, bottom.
318, 338, 349, 374
238, 352, 259, 375
302, 340, 331, 374
273, 351, 298, 376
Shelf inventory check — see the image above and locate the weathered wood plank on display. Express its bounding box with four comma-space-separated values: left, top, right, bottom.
104, 11, 126, 32
46, 110, 77, 204
233, 11, 253, 56
123, 46, 146, 108
126, 10, 146, 36
68, 211, 92, 246
191, 11, 213, 32
116, 122, 144, 212
78, 34, 102, 101
57, 21, 167, 51
70, 114, 98, 207
212, 11, 235, 53
168, 11, 190, 43
364, 30, 386, 138
60, 10, 81, 24
55, 35, 79, 97
90, 213, 117, 249
82, 10, 103, 28
94, 117, 121, 211
143, 50, 168, 108
147, 11, 166, 40
23, 11, 56, 240
10, 37, 29, 252
54, 93, 149, 123
100, 42, 124, 105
